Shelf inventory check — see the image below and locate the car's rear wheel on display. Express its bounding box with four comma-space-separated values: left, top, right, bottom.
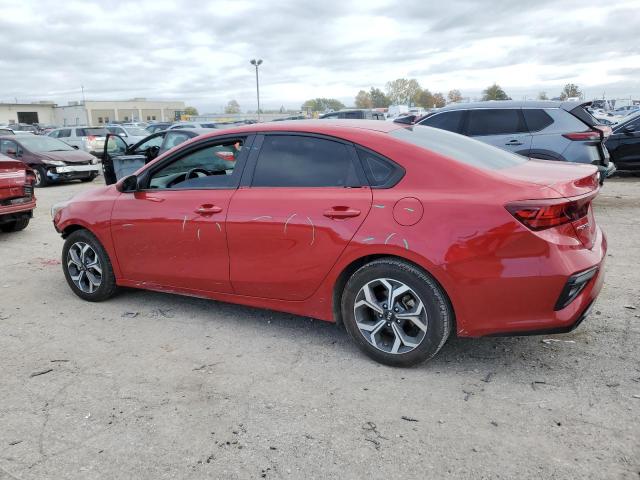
341, 258, 452, 367
33, 166, 48, 187
0, 215, 30, 232
62, 229, 117, 302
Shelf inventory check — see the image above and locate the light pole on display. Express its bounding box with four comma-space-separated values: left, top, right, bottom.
250, 59, 263, 122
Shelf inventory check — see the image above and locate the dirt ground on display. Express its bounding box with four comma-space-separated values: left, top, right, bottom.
1, 174, 639, 480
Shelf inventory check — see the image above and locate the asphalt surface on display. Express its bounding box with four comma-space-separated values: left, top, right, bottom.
1, 174, 639, 479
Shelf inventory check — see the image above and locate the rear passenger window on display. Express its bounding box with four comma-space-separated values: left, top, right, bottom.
523, 109, 554, 132
252, 135, 359, 187
356, 147, 403, 187
466, 109, 526, 136
57, 129, 71, 138
419, 111, 465, 133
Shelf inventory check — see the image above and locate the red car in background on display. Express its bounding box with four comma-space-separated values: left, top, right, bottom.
52, 120, 606, 366
0, 153, 36, 232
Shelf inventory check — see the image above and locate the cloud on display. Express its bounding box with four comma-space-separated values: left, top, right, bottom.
0, 0, 638, 112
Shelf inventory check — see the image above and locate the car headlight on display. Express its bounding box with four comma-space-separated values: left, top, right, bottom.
44, 160, 65, 167
51, 199, 71, 219
90, 156, 98, 165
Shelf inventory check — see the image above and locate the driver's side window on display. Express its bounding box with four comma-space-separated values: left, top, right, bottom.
134, 134, 163, 154
149, 138, 245, 190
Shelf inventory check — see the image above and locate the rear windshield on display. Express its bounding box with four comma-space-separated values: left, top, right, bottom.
77, 127, 108, 137
390, 125, 527, 170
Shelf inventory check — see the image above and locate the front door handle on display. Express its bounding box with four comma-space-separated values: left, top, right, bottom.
195, 204, 223, 215
323, 207, 361, 219
506, 139, 523, 146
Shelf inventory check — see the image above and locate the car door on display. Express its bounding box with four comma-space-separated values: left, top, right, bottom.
102, 134, 148, 185
110, 134, 252, 293
608, 116, 640, 168
464, 109, 532, 156
226, 134, 372, 300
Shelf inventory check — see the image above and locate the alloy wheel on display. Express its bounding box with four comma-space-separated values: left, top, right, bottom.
67, 242, 103, 293
353, 278, 428, 354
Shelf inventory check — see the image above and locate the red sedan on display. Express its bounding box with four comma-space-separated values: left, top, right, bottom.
52, 120, 606, 366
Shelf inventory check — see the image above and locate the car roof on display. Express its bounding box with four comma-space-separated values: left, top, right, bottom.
436, 100, 578, 112
192, 120, 404, 141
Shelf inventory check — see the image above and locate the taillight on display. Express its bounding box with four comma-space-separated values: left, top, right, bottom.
88, 135, 96, 141
562, 130, 601, 141
593, 125, 612, 139
506, 198, 590, 231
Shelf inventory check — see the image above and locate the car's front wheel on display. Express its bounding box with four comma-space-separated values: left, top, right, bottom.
33, 166, 48, 187
341, 258, 452, 367
62, 229, 117, 301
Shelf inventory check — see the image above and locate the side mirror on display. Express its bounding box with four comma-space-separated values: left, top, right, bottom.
118, 175, 139, 193
119, 132, 127, 137
6, 148, 16, 156
623, 124, 636, 134
72, 145, 79, 150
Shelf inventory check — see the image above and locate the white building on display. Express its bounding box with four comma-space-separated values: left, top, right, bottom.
0, 99, 185, 126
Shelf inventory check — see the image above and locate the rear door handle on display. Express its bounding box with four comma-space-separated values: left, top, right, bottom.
506, 139, 523, 145
195, 204, 223, 215
323, 207, 361, 219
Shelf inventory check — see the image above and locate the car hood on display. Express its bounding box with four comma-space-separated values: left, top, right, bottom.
37, 150, 95, 163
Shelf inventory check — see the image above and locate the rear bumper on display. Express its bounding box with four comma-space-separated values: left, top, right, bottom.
0, 197, 36, 219
456, 226, 608, 337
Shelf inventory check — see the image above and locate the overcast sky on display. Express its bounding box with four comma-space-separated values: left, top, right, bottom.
1, 0, 639, 112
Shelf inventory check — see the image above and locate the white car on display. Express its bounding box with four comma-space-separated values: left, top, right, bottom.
47, 126, 108, 155
105, 125, 149, 147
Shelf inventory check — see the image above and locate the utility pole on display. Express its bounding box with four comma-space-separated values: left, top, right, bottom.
81, 85, 85, 104
250, 59, 263, 122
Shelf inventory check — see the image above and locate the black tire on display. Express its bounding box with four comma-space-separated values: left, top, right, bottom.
62, 229, 118, 302
0, 215, 30, 232
341, 258, 452, 367
81, 174, 97, 183
33, 166, 48, 187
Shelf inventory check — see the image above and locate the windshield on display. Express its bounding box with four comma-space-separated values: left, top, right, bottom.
125, 127, 149, 136
390, 125, 527, 170
19, 136, 75, 152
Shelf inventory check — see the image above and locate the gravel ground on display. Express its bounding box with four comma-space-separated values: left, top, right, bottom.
1, 175, 639, 480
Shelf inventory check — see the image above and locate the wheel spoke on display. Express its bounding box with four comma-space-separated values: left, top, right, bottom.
389, 284, 410, 308
396, 301, 427, 332
368, 320, 387, 348
86, 259, 102, 275
390, 325, 402, 354
355, 282, 383, 314
357, 318, 385, 333
392, 323, 420, 349
80, 244, 91, 263
69, 248, 82, 268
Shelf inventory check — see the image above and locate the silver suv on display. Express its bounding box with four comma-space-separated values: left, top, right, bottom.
47, 126, 108, 156
414, 101, 615, 180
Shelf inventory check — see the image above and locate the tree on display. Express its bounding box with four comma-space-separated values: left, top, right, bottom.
184, 106, 198, 116
559, 83, 582, 100
415, 89, 434, 109
301, 98, 345, 112
482, 83, 510, 101
538, 91, 548, 100
355, 90, 373, 108
385, 78, 422, 105
224, 100, 240, 114
447, 89, 463, 103
279, 105, 285, 113
432, 92, 446, 108
369, 87, 391, 108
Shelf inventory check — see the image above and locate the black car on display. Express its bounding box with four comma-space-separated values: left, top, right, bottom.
102, 128, 213, 185
605, 113, 640, 171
